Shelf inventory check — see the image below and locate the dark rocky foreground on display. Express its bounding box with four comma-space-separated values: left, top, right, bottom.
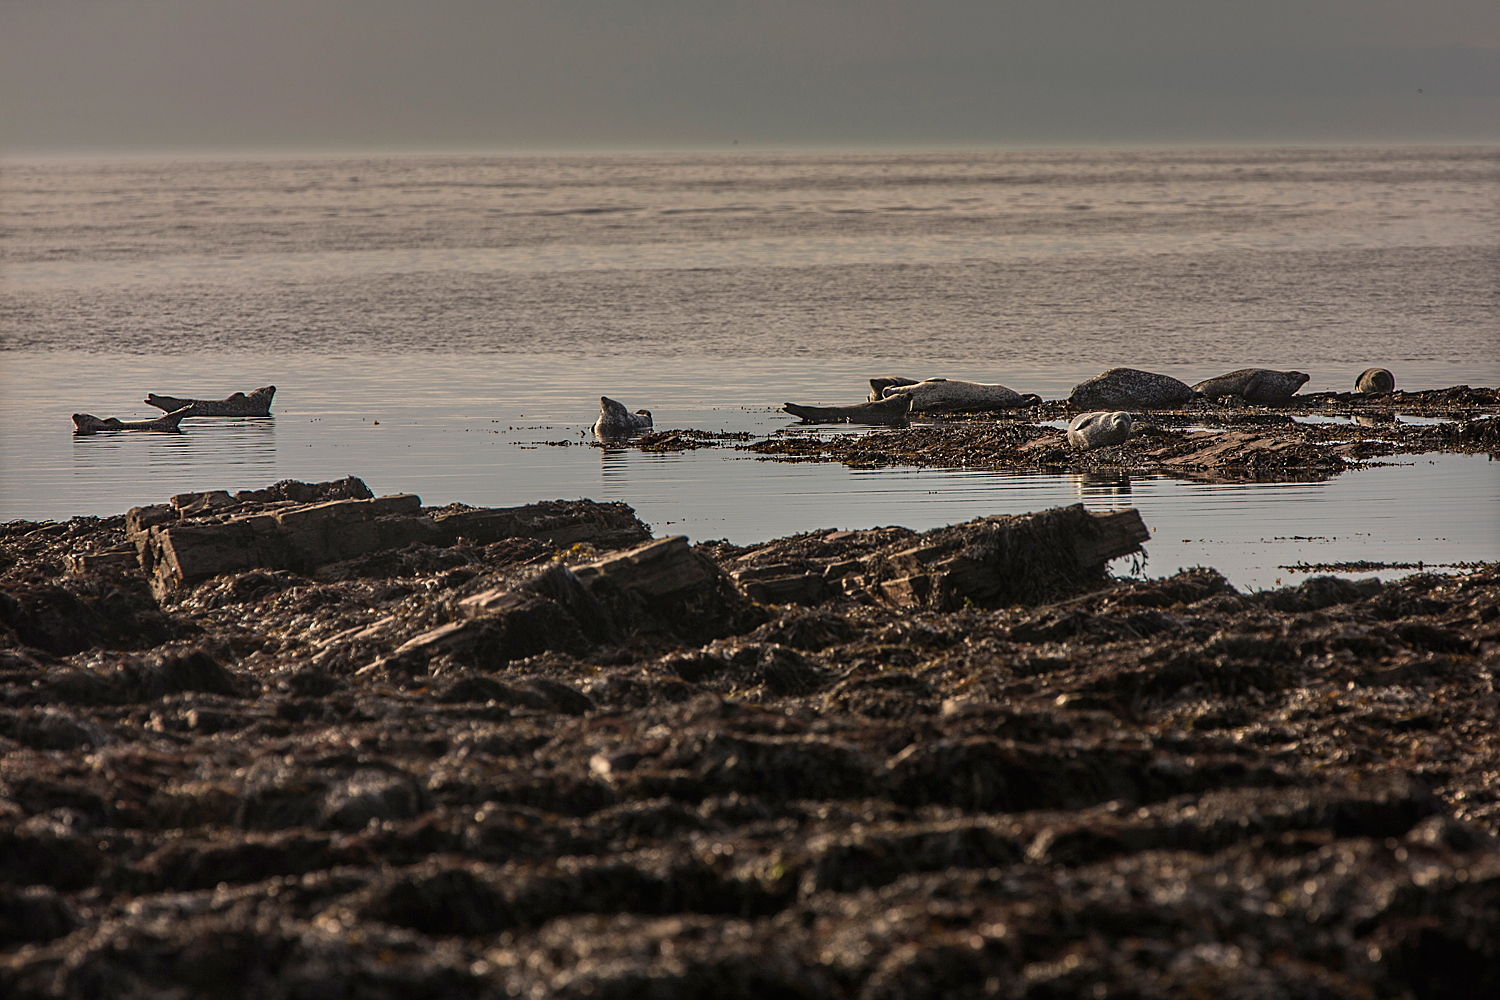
3, 477, 1499, 999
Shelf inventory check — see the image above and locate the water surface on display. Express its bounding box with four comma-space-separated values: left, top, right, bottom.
3, 148, 1496, 591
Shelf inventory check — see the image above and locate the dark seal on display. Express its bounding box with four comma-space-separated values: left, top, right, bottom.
1355, 368, 1395, 394
1191, 369, 1310, 406
592, 396, 653, 440
1068, 368, 1196, 410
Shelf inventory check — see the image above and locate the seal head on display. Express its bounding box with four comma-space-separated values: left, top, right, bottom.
1355, 368, 1395, 394
868, 377, 920, 402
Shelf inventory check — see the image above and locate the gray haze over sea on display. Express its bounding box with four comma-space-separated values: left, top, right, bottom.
2, 146, 1497, 588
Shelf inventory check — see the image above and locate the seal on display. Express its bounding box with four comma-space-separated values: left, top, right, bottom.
879, 378, 1042, 413
783, 394, 913, 424
1190, 369, 1309, 406
867, 377, 920, 402
1068, 368, 1196, 410
1355, 368, 1395, 394
73, 406, 191, 435
1067, 411, 1133, 450
592, 396, 653, 439
145, 385, 275, 417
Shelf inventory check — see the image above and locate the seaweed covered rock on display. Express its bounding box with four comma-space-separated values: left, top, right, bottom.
856, 505, 1149, 610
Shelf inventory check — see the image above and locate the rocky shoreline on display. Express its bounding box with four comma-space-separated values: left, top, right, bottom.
630, 386, 1500, 484
3, 474, 1499, 998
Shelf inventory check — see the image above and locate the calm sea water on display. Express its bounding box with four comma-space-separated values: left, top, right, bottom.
3, 148, 1497, 589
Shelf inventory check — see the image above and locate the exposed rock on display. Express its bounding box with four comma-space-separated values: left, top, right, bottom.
856, 505, 1149, 610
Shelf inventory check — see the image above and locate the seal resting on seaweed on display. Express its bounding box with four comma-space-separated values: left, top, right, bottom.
1067, 411, 1133, 450
783, 394, 913, 424
1068, 368, 1196, 410
145, 385, 275, 417
592, 396, 653, 439
1355, 368, 1395, 394
73, 406, 191, 435
1191, 368, 1309, 405
879, 378, 1042, 413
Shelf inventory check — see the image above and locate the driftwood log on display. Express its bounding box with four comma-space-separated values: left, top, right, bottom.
72, 406, 191, 435
783, 394, 912, 424
144, 385, 275, 417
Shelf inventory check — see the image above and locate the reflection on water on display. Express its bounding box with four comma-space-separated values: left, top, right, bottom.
74, 418, 277, 472
1071, 470, 1133, 500
67, 418, 277, 505
1296, 413, 1450, 426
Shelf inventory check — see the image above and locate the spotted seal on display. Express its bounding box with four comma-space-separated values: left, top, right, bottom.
783, 394, 912, 424
1355, 368, 1395, 394
867, 377, 920, 402
879, 378, 1042, 413
73, 406, 191, 435
1190, 368, 1309, 406
1067, 411, 1133, 449
592, 397, 653, 439
145, 385, 276, 417
1068, 368, 1196, 410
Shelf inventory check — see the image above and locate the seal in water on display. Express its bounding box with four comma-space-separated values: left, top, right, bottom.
145, 385, 276, 417
1190, 368, 1310, 406
1068, 368, 1196, 410
783, 394, 913, 424
1355, 368, 1395, 394
879, 378, 1043, 413
867, 377, 920, 402
592, 396, 653, 439
73, 406, 191, 435
1067, 411, 1133, 450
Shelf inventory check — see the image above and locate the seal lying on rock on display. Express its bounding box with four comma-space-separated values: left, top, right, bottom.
879, 379, 1043, 413
592, 397, 653, 439
1068, 368, 1196, 410
1067, 411, 1133, 449
145, 385, 275, 417
867, 377, 921, 402
1356, 368, 1395, 394
784, 394, 913, 424
1191, 369, 1310, 406
73, 406, 191, 435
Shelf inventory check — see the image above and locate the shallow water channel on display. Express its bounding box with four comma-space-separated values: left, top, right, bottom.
3, 352, 1496, 592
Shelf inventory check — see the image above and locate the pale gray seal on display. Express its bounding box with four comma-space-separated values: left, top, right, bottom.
783, 394, 912, 424
1191, 369, 1309, 406
1067, 411, 1133, 449
592, 396, 653, 439
73, 406, 191, 435
1355, 368, 1395, 394
1068, 368, 1196, 410
867, 376, 920, 402
880, 378, 1042, 413
145, 385, 275, 417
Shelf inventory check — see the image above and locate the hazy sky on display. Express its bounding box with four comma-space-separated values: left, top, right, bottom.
3, 0, 1497, 153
